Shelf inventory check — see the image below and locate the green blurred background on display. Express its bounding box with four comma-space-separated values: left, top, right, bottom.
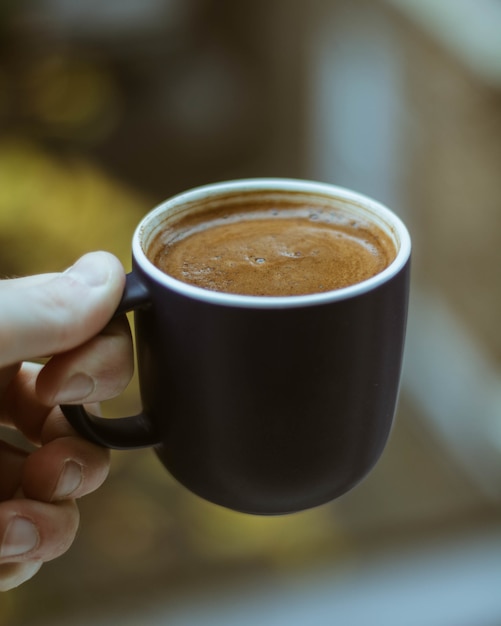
2, 1, 501, 624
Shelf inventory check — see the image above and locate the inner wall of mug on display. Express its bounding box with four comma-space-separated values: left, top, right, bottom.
134, 179, 411, 308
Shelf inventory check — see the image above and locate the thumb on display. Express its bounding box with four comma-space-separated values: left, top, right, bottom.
0, 252, 126, 368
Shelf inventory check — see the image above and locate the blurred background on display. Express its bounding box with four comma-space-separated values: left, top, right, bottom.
1, 0, 501, 623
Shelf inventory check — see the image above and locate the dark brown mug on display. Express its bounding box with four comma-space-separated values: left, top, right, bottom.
62, 179, 411, 515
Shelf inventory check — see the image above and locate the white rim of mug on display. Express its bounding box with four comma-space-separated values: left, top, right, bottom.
133, 178, 411, 310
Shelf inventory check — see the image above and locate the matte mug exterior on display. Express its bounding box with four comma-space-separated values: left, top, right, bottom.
62, 179, 411, 515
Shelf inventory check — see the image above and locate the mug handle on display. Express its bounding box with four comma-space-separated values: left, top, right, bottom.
60, 272, 162, 450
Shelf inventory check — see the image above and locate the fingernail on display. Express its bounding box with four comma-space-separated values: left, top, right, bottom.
64, 253, 111, 288
1, 517, 39, 558
53, 460, 83, 500
55, 373, 95, 403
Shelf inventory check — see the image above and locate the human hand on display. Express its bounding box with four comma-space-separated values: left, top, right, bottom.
0, 252, 133, 590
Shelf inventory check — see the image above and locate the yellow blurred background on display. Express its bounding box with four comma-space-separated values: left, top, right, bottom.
2, 1, 501, 624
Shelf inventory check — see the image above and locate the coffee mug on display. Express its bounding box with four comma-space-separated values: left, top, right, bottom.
62, 178, 411, 515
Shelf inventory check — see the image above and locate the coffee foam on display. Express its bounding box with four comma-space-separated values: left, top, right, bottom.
148, 199, 396, 297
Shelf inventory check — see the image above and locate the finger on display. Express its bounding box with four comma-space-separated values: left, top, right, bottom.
0, 363, 22, 428
0, 498, 79, 565
0, 442, 27, 501
0, 362, 50, 441
0, 273, 58, 289
0, 561, 42, 591
22, 435, 110, 502
0, 364, 21, 400
0, 252, 125, 368
36, 316, 134, 405
2, 363, 104, 444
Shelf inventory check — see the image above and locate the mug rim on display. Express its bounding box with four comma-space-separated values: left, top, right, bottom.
132, 178, 411, 309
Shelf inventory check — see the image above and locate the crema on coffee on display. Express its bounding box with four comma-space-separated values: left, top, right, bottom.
148, 200, 395, 297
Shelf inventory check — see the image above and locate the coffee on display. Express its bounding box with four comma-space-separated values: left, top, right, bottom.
148, 197, 395, 297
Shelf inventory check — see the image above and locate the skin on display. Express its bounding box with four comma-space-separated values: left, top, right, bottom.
0, 252, 134, 591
